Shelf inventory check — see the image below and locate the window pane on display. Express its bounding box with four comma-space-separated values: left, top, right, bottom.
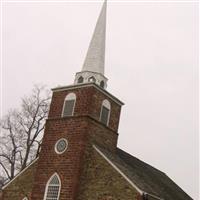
100, 106, 110, 125
44, 174, 60, 200
78, 76, 83, 83
50, 175, 60, 185
63, 100, 75, 116
46, 185, 59, 199
100, 81, 105, 88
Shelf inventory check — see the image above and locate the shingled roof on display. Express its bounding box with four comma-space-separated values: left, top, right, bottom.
95, 146, 193, 200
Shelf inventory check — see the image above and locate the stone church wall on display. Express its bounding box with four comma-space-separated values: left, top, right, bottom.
1, 160, 38, 200
77, 145, 141, 200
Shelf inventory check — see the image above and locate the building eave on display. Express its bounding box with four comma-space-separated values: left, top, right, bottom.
93, 145, 143, 195
52, 83, 124, 106
1, 158, 39, 190
93, 145, 164, 200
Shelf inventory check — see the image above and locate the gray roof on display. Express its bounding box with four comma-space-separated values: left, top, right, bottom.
96, 146, 193, 200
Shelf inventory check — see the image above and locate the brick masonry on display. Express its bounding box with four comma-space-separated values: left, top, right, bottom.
48, 85, 122, 132
31, 84, 123, 200
2, 84, 144, 200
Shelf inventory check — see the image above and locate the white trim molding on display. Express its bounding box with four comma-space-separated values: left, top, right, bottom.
99, 99, 111, 126
93, 145, 143, 195
52, 83, 124, 106
61, 92, 76, 117
43, 172, 61, 200
55, 138, 68, 154
93, 145, 164, 200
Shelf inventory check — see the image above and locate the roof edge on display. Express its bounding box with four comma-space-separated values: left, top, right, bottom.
52, 83, 124, 106
2, 157, 39, 190
93, 145, 143, 195
93, 145, 165, 200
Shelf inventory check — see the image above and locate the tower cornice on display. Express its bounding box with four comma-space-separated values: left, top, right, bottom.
52, 83, 124, 106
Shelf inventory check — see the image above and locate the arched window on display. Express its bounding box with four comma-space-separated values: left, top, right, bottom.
62, 93, 76, 117
44, 173, 61, 200
88, 76, 96, 83
22, 197, 28, 200
78, 76, 84, 83
100, 99, 111, 126
100, 81, 105, 88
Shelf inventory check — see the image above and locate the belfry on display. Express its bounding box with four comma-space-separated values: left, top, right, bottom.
1, 1, 193, 200
74, 0, 108, 89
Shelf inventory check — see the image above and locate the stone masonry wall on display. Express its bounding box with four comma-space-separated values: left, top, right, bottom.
1, 160, 38, 200
77, 145, 141, 200
87, 117, 118, 152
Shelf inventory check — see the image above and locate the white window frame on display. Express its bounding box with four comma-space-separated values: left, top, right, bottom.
54, 138, 68, 155
43, 173, 61, 200
99, 99, 111, 126
88, 76, 96, 83
61, 93, 76, 117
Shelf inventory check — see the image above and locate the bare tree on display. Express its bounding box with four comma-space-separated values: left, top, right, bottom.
0, 85, 51, 183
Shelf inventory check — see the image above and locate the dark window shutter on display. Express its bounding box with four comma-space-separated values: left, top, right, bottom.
100, 106, 110, 125
63, 100, 75, 116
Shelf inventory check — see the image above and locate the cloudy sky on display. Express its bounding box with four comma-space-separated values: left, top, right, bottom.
1, 0, 199, 199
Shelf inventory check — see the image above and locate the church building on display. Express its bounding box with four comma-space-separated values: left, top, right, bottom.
0, 1, 193, 200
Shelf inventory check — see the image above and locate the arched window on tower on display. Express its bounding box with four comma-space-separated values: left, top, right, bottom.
100, 99, 111, 126
78, 76, 84, 83
88, 76, 96, 83
62, 93, 76, 117
44, 173, 61, 200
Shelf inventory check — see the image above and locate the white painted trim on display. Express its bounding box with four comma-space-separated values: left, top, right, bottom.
93, 145, 165, 200
93, 145, 143, 195
99, 99, 111, 126
61, 93, 76, 117
54, 138, 68, 154
43, 172, 61, 200
147, 193, 165, 200
88, 76, 96, 83
2, 158, 39, 190
64, 93, 76, 101
22, 197, 28, 200
52, 83, 124, 106
102, 99, 111, 110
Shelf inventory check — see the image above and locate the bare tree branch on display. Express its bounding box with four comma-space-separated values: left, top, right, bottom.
0, 84, 51, 185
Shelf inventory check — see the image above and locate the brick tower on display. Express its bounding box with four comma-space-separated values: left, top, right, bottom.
31, 1, 124, 199
1, 1, 194, 199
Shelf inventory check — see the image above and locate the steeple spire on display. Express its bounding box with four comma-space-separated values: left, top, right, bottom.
74, 0, 108, 89
82, 0, 107, 74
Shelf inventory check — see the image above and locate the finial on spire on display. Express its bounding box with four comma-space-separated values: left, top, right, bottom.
74, 0, 108, 89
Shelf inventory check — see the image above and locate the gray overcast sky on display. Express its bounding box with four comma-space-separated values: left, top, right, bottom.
1, 0, 199, 199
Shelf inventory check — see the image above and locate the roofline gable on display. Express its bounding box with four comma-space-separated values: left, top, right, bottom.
1, 157, 39, 190
93, 145, 164, 200
93, 145, 143, 195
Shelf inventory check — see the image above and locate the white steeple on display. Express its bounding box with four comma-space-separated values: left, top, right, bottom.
74, 0, 108, 89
